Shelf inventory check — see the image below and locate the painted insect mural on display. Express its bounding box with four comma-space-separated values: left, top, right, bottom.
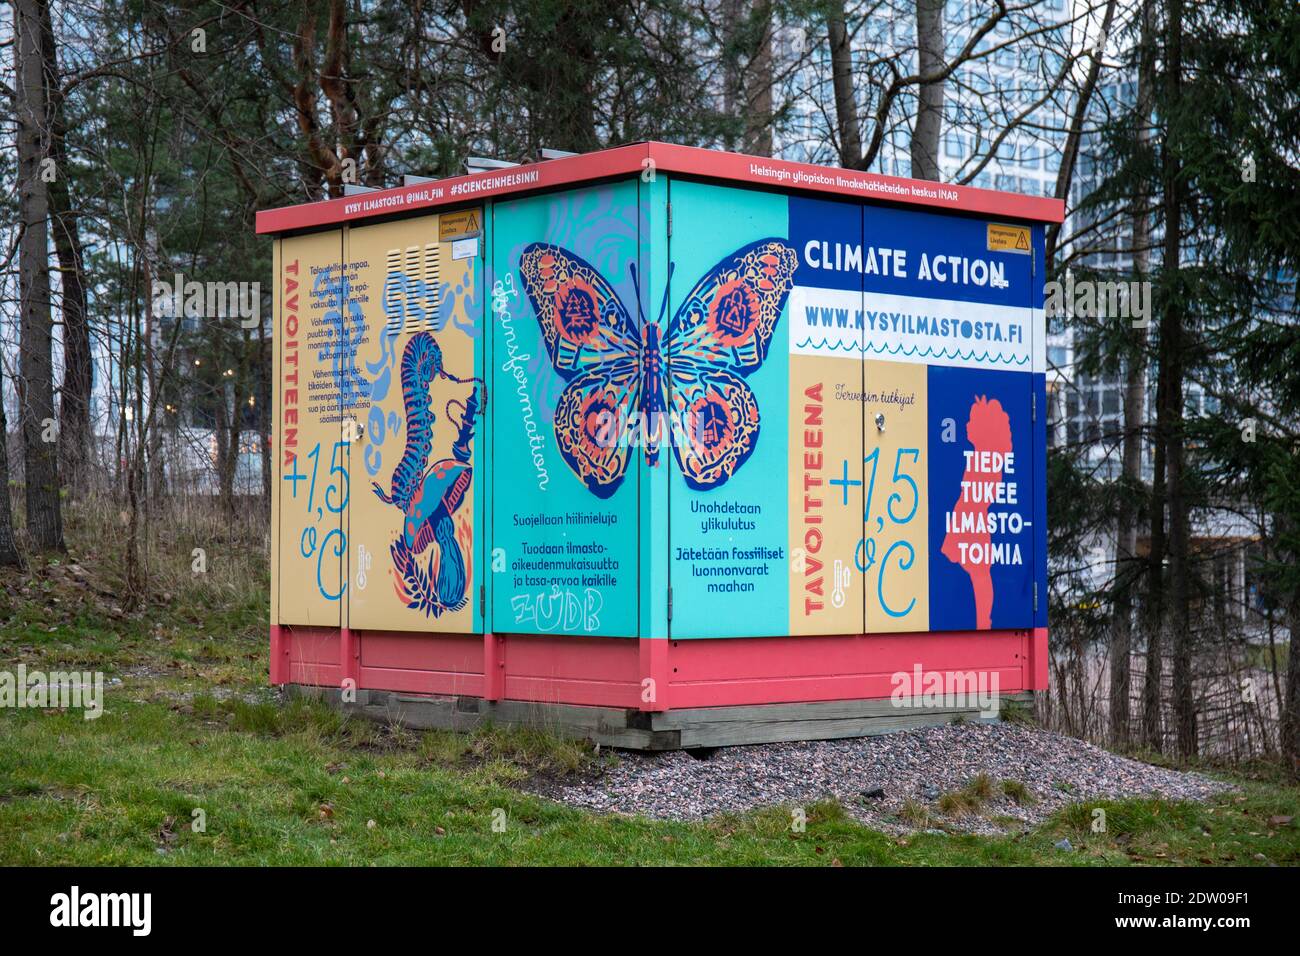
372, 331, 485, 617
518, 239, 798, 498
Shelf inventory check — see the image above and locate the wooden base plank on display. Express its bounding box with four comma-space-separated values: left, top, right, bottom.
288, 685, 1038, 751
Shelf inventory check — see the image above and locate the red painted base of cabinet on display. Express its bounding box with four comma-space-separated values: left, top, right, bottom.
270, 625, 1049, 711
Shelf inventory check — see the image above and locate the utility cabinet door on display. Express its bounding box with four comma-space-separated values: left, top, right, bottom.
276, 228, 346, 628
784, 194, 868, 637
1031, 223, 1048, 630
347, 210, 486, 633
664, 180, 805, 638
858, 204, 1038, 632
488, 181, 643, 638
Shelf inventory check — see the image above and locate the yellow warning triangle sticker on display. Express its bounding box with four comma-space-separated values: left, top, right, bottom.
439, 208, 483, 241
987, 222, 1031, 255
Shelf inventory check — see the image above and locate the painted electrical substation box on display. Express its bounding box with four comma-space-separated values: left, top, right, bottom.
257, 143, 1061, 748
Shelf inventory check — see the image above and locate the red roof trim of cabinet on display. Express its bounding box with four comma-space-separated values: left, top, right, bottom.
255, 141, 1065, 236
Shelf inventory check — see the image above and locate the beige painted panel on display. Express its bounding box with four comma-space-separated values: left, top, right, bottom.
787, 353, 864, 635
276, 229, 346, 626
270, 237, 280, 625
346, 213, 483, 632
863, 360, 930, 633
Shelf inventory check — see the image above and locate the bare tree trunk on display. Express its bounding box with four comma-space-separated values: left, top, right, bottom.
258, 323, 272, 511
40, 0, 92, 496
1162, 0, 1196, 761
125, 265, 160, 606
1282, 530, 1300, 780
1262, 572, 1284, 731
1046, 0, 1119, 267
15, 0, 65, 553
124, 207, 152, 605
147, 407, 165, 504
1144, 363, 1167, 751
720, 0, 773, 155
828, 3, 862, 167
216, 390, 231, 513
293, 0, 334, 200
0, 366, 21, 567
217, 377, 242, 519
125, 458, 144, 600
1110, 0, 1154, 750
1110, 375, 1142, 747
744, 0, 774, 156
113, 318, 127, 499
910, 0, 944, 181
144, 255, 164, 508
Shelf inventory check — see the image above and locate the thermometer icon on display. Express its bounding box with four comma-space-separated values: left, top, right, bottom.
356, 543, 373, 590
831, 559, 851, 608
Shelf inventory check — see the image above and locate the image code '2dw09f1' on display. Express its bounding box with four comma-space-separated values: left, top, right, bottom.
257, 142, 1061, 749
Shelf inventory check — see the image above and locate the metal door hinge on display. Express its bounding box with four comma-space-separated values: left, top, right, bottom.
667, 586, 673, 623
479, 584, 485, 618
666, 202, 672, 238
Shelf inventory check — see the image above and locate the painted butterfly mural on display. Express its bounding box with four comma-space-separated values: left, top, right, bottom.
518, 239, 798, 498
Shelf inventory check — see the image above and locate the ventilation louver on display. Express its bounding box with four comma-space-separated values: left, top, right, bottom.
383, 242, 441, 335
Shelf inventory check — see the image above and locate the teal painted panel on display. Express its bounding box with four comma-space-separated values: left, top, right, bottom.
637, 175, 671, 639
665, 180, 796, 637
489, 181, 641, 637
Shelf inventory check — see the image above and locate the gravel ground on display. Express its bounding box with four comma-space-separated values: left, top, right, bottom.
532, 721, 1233, 835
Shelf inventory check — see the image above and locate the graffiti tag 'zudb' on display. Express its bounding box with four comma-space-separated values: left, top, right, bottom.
372, 331, 485, 617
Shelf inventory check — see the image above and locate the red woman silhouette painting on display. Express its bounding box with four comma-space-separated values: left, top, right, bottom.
941, 396, 1013, 629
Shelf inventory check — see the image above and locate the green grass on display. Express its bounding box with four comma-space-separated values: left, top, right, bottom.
0, 508, 1297, 866
2, 656, 1295, 865
2, 684, 1296, 865
999, 697, 1037, 726
1001, 779, 1036, 806
897, 798, 934, 829
936, 773, 998, 817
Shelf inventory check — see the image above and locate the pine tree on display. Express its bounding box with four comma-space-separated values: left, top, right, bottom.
1073, 0, 1300, 763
